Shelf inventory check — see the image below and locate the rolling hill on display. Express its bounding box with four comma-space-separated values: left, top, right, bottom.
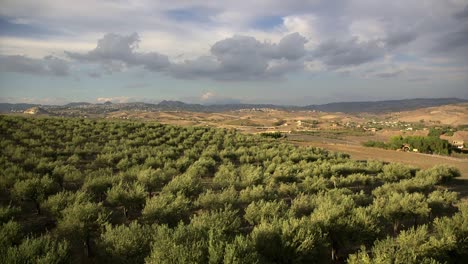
0, 98, 466, 114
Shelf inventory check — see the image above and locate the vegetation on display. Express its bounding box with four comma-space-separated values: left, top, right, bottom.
0, 115, 466, 263
298, 129, 371, 139
260, 132, 284, 139
428, 127, 456, 137
225, 119, 261, 127
363, 135, 452, 155
457, 124, 468, 131
272, 119, 287, 126
362, 140, 388, 149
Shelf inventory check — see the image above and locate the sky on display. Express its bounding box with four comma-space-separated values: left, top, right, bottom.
0, 0, 467, 105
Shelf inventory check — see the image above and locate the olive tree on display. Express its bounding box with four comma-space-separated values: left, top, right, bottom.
142, 192, 191, 226
57, 202, 108, 257
99, 221, 153, 264
12, 176, 59, 214
106, 182, 146, 219
2, 234, 70, 264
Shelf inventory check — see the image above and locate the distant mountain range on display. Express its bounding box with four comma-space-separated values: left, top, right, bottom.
1, 98, 466, 114
303, 98, 468, 113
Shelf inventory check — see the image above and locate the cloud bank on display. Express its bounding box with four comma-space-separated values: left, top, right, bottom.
0, 0, 467, 104
0, 55, 69, 76
61, 32, 310, 81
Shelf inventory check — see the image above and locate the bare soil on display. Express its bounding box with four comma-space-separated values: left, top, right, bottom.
288, 140, 468, 176
288, 139, 468, 199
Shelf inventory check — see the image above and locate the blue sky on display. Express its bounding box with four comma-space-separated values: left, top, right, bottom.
0, 0, 467, 105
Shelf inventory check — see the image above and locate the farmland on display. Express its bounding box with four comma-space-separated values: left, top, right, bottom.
1, 115, 467, 263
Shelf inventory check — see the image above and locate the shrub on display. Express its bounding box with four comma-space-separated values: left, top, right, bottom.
142, 192, 191, 226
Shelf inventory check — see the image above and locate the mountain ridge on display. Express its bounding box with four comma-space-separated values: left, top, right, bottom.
0, 98, 466, 114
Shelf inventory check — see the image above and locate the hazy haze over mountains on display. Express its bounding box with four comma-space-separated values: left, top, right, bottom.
1, 98, 466, 114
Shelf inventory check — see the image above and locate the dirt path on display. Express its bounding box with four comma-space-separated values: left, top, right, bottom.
288, 139, 468, 198
288, 140, 468, 178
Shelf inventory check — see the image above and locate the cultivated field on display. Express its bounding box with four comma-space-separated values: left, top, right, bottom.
18, 103, 468, 179
287, 137, 468, 199
86, 103, 468, 183
1, 115, 467, 263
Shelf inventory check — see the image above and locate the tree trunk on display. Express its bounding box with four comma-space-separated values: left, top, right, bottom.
393, 220, 400, 236
35, 201, 41, 215
85, 236, 92, 257
331, 239, 337, 262
123, 207, 128, 219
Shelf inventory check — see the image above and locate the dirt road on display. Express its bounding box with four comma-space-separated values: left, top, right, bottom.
288, 139, 468, 198
290, 140, 468, 176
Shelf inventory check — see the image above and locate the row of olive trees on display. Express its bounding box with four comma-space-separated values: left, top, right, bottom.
0, 115, 465, 263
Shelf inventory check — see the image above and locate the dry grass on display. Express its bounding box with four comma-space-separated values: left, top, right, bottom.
387, 103, 468, 126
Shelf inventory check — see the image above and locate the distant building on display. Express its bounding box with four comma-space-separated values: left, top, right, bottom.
452, 140, 464, 149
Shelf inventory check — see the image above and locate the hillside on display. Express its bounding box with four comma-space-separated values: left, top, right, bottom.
0, 103, 39, 113
389, 103, 468, 126
23, 106, 50, 115
1, 98, 465, 115
305, 98, 467, 113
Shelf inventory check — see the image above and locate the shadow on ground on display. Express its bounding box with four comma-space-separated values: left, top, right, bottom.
445, 178, 468, 201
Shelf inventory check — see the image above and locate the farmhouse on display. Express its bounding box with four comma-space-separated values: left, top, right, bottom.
452, 140, 464, 149
441, 132, 467, 149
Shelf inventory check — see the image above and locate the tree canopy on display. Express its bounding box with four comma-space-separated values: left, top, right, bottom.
0, 115, 465, 263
